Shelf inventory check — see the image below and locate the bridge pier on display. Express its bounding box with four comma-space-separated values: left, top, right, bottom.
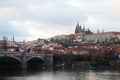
44, 54, 54, 67
21, 52, 27, 69
21, 61, 27, 69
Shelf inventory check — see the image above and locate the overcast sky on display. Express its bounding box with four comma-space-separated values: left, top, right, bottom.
0, 0, 120, 41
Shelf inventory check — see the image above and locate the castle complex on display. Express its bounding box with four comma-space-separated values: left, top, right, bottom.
74, 22, 120, 43
51, 22, 120, 44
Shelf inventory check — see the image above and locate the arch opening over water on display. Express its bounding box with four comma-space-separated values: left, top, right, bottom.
27, 57, 44, 68
0, 56, 21, 69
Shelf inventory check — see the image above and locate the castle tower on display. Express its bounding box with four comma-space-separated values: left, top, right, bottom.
83, 24, 85, 32
102, 29, 104, 33
97, 29, 100, 33
13, 35, 15, 43
79, 25, 82, 32
75, 22, 80, 33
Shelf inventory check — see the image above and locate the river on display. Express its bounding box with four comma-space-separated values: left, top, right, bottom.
0, 68, 120, 80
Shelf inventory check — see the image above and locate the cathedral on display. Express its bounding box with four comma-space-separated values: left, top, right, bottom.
75, 22, 93, 34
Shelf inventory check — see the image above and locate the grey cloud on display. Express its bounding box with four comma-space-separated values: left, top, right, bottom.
0, 0, 52, 7
0, 0, 89, 25
0, 0, 120, 40
0, 15, 30, 39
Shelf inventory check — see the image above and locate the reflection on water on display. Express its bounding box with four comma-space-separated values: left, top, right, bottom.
0, 68, 120, 80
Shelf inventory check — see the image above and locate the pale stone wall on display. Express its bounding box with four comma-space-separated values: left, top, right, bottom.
84, 33, 113, 43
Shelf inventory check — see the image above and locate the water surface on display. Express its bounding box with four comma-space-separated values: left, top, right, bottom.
0, 68, 120, 80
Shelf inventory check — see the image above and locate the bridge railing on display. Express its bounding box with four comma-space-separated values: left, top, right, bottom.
0, 51, 22, 57
0, 51, 21, 54
26, 52, 46, 56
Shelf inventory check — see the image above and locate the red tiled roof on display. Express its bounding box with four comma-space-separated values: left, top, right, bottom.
85, 31, 120, 36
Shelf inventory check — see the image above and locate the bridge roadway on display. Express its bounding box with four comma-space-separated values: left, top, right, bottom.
0, 51, 53, 69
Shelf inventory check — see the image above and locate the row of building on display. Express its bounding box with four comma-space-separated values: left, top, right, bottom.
0, 22, 120, 55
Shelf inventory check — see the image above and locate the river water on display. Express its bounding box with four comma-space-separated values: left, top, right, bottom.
0, 68, 120, 80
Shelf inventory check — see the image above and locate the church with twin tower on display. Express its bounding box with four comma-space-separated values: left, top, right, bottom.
75, 22, 93, 34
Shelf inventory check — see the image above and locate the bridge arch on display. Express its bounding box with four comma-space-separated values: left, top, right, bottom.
26, 56, 44, 62
26, 56, 44, 68
0, 56, 22, 69
0, 56, 21, 63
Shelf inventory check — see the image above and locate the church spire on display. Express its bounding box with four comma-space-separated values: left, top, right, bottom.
79, 25, 82, 32
76, 21, 79, 27
97, 29, 100, 33
75, 21, 80, 33
13, 35, 15, 43
83, 24, 85, 32
102, 29, 104, 33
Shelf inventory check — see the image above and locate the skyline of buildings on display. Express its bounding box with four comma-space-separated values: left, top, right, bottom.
1, 22, 120, 42
0, 21, 120, 61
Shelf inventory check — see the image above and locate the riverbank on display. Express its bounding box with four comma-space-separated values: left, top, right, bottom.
53, 52, 120, 70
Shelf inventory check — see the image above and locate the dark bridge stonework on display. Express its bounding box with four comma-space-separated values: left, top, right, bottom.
0, 52, 54, 69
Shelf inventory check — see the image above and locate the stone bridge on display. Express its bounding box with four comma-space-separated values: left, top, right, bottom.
0, 51, 53, 69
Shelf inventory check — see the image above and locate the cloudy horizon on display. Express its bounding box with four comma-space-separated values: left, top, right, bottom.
0, 0, 120, 41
